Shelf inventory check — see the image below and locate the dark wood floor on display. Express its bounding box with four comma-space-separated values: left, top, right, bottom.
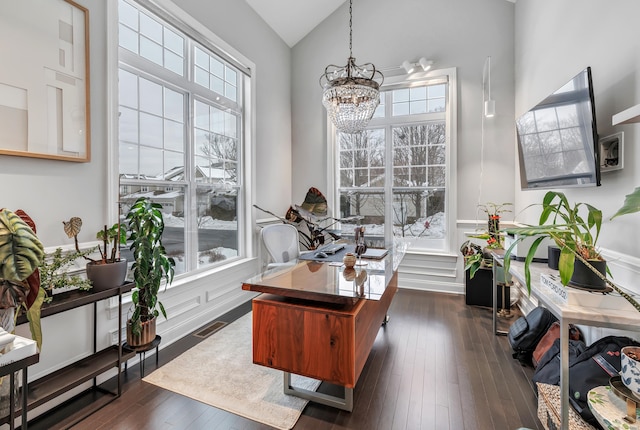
65, 289, 541, 430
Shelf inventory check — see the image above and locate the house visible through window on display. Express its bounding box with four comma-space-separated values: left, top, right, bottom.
335, 74, 454, 252
117, 0, 250, 275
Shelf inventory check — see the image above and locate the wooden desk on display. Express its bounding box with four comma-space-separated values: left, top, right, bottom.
242, 256, 398, 411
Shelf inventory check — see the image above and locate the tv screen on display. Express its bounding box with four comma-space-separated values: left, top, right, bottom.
516, 67, 600, 190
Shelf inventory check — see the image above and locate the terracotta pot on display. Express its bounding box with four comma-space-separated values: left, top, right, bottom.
86, 259, 127, 292
126, 316, 156, 347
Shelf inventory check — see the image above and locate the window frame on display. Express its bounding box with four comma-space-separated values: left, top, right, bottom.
107, 0, 256, 280
327, 68, 457, 254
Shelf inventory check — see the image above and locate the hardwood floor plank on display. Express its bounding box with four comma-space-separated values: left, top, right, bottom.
62, 289, 542, 430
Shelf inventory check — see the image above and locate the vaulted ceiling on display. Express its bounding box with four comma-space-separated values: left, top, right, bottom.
245, 0, 516, 48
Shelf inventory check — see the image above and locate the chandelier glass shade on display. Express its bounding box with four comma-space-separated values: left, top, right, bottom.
319, 0, 383, 134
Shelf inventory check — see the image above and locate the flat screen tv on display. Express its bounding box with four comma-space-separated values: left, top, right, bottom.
516, 67, 600, 190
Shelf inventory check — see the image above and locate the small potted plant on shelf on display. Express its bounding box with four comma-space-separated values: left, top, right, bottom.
79, 219, 128, 292
126, 197, 175, 347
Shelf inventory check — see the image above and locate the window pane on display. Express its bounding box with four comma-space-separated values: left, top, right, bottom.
165, 50, 183, 76
140, 13, 162, 43
119, 107, 138, 143
210, 58, 223, 77
164, 88, 183, 122
119, 141, 138, 175
138, 146, 163, 177
196, 186, 238, 268
428, 98, 445, 113
194, 46, 209, 69
119, 24, 138, 54
140, 36, 163, 65
225, 83, 237, 102
194, 100, 209, 129
120, 184, 186, 275
164, 28, 183, 55
164, 119, 183, 151
194, 66, 209, 88
119, 69, 138, 108
392, 190, 445, 240
338, 191, 385, 248
139, 78, 163, 115
119, 1, 138, 30
393, 102, 409, 116
164, 150, 184, 177
139, 112, 163, 148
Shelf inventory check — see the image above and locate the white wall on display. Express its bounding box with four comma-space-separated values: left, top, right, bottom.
515, 0, 640, 270
2, 0, 291, 419
291, 0, 517, 292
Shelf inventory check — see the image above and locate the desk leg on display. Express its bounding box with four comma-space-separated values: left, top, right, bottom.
560, 318, 569, 429
283, 372, 353, 412
492, 261, 507, 336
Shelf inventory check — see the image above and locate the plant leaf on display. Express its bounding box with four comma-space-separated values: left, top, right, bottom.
611, 187, 640, 220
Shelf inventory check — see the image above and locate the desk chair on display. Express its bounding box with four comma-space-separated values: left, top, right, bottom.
261, 224, 300, 268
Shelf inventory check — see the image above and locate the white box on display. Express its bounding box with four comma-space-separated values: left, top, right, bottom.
0, 336, 37, 367
540, 273, 630, 310
505, 234, 552, 262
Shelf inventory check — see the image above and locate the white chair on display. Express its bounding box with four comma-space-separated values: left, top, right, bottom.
261, 224, 300, 268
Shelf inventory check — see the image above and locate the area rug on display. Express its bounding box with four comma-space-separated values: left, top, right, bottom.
143, 312, 320, 430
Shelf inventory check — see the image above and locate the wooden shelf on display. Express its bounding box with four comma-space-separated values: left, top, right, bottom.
612, 104, 640, 125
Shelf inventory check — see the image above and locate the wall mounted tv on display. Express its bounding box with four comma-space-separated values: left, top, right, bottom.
516, 67, 600, 190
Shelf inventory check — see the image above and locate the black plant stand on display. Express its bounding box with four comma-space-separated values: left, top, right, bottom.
123, 335, 161, 378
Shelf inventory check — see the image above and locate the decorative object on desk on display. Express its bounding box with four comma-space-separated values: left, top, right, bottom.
143, 312, 320, 430
621, 346, 640, 399
318, 0, 383, 134
343, 252, 357, 269
503, 191, 610, 293
354, 225, 367, 266
126, 197, 175, 347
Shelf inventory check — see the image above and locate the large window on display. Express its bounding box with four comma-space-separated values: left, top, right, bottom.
117, 0, 250, 275
335, 73, 455, 252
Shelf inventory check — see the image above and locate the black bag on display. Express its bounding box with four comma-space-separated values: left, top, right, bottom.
533, 335, 640, 426
508, 306, 557, 366
532, 337, 587, 389
569, 336, 640, 425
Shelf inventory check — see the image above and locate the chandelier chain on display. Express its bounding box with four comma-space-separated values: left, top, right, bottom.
349, 0, 353, 58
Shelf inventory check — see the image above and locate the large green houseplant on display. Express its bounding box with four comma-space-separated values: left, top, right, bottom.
126, 197, 175, 346
504, 189, 640, 313
503, 191, 605, 291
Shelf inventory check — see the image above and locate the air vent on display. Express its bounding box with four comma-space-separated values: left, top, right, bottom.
193, 321, 227, 339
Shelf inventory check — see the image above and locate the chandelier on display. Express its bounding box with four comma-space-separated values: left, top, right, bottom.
319, 0, 383, 134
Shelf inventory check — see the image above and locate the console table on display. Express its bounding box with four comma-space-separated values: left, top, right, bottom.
242, 253, 399, 411
492, 254, 640, 429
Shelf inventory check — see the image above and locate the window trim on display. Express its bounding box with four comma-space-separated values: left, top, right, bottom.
107, 0, 257, 280
327, 67, 457, 254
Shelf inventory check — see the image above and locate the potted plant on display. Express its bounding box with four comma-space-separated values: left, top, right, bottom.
0, 209, 45, 348
83, 220, 128, 292
125, 197, 175, 347
503, 191, 607, 293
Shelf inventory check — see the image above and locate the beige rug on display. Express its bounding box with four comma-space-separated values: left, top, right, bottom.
143, 312, 320, 430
